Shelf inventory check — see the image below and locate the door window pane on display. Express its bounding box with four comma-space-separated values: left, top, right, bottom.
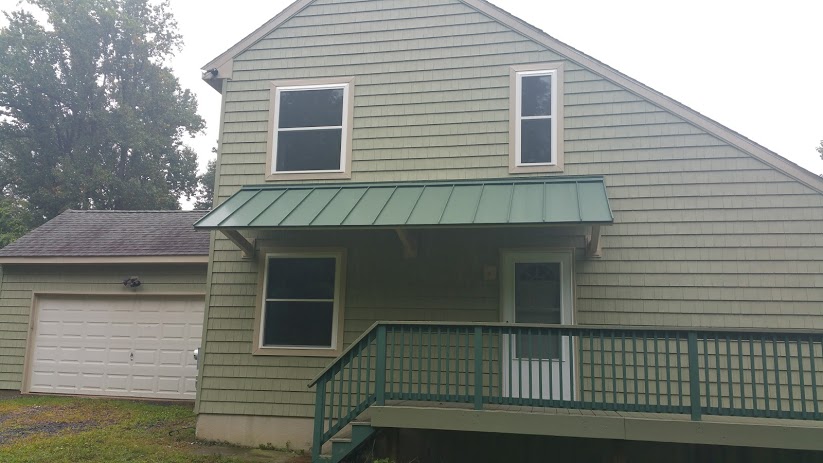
276, 128, 342, 171
515, 262, 561, 359
279, 88, 344, 128
521, 75, 552, 117
521, 119, 552, 164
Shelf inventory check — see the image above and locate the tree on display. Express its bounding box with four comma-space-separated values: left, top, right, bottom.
0, 197, 33, 248
818, 141, 822, 162
193, 158, 216, 210
0, 0, 204, 227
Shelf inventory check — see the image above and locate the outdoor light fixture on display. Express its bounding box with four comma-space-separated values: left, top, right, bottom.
122, 276, 142, 288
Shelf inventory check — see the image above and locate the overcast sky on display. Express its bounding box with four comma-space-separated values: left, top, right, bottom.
3, 0, 822, 186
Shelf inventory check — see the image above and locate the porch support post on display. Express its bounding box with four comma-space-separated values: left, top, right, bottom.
586, 225, 603, 258
394, 229, 418, 258
221, 229, 256, 259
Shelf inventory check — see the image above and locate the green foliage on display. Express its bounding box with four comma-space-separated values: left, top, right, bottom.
818, 140, 822, 161
0, 196, 33, 248
0, 0, 204, 225
194, 157, 216, 210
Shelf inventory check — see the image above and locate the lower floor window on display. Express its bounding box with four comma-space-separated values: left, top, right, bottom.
261, 253, 342, 350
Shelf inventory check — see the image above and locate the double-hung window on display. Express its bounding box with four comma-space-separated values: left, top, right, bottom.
510, 63, 564, 173
256, 251, 345, 355
267, 78, 354, 180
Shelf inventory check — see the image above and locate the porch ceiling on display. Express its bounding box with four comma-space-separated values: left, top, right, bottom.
194, 176, 613, 230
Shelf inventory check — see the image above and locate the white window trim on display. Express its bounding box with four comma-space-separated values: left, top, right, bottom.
254, 249, 346, 357
509, 63, 565, 174
266, 77, 355, 181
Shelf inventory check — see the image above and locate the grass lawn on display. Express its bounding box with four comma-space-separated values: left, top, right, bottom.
0, 394, 310, 463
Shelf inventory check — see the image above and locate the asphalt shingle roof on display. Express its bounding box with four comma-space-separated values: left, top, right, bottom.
0, 210, 210, 257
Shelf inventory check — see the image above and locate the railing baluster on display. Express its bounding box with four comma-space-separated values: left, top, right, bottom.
537, 327, 544, 405
528, 328, 535, 403
547, 328, 553, 404
419, 328, 424, 400
749, 336, 757, 416
388, 326, 395, 400
714, 335, 722, 415
738, 337, 745, 413
643, 333, 649, 411
675, 333, 682, 411
761, 335, 770, 416
797, 337, 806, 419
633, 333, 639, 407
665, 333, 672, 412
474, 326, 483, 410
809, 335, 819, 420
600, 331, 606, 410
464, 328, 472, 402
726, 336, 733, 413
785, 336, 795, 417
427, 327, 433, 401
611, 331, 617, 411
653, 333, 659, 409
703, 336, 710, 412
437, 327, 443, 401
773, 337, 782, 417
687, 331, 701, 421
621, 333, 627, 407
328, 364, 335, 430
589, 331, 597, 410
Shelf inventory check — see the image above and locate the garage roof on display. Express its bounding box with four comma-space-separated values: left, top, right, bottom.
0, 210, 209, 262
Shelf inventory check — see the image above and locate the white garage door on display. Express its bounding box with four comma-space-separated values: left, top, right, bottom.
29, 295, 204, 400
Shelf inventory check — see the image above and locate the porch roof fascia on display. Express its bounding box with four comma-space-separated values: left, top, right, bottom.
194, 176, 614, 231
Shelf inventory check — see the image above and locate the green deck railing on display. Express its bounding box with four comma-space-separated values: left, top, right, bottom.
308, 322, 823, 460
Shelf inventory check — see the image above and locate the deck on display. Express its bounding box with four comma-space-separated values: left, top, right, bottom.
309, 322, 823, 461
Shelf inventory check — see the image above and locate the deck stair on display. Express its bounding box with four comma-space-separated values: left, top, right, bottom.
318, 421, 375, 463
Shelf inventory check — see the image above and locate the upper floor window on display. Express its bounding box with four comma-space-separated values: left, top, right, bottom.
267, 78, 354, 180
510, 63, 564, 174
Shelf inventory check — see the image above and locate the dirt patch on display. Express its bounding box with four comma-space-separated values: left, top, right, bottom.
0, 420, 99, 445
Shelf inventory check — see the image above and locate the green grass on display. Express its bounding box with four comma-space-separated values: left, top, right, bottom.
0, 395, 307, 463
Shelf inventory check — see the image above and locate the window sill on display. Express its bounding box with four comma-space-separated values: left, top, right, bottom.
252, 346, 342, 357
265, 170, 352, 182
509, 163, 565, 174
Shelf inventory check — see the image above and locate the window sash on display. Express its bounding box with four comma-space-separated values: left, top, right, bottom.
271, 83, 350, 174
515, 70, 557, 167
259, 253, 342, 351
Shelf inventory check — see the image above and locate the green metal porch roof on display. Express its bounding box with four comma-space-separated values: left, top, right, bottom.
194, 177, 613, 229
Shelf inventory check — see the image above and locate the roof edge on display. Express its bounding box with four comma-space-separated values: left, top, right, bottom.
0, 256, 209, 265
201, 0, 314, 73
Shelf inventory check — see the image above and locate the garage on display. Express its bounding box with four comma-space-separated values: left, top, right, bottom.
0, 210, 209, 398
28, 295, 204, 400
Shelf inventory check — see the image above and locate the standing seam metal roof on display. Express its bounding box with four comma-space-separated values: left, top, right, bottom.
195, 177, 613, 229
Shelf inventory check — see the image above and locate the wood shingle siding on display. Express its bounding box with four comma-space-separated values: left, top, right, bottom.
0, 265, 207, 390
199, 0, 823, 420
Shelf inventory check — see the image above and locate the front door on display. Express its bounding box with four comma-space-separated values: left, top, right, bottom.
501, 250, 574, 401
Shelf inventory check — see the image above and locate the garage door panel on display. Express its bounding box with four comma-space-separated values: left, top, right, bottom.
29, 296, 204, 400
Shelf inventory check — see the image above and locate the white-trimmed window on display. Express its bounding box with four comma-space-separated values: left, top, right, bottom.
257, 251, 344, 355
510, 63, 564, 173
267, 78, 354, 180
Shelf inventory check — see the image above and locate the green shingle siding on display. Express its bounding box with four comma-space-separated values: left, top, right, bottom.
198, 0, 823, 419
0, 264, 207, 390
